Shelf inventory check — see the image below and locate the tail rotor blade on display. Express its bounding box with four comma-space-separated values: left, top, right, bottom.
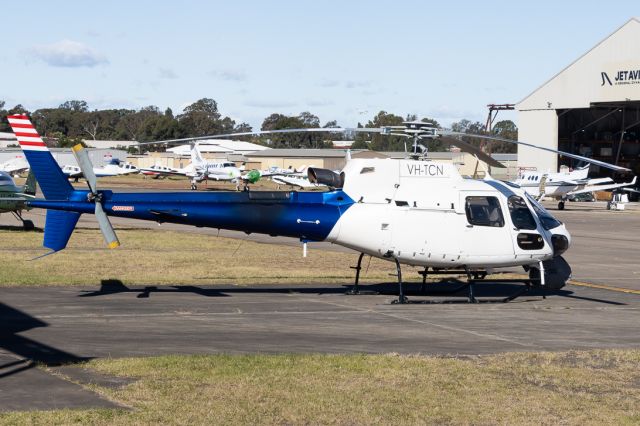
72, 144, 98, 193
95, 202, 120, 249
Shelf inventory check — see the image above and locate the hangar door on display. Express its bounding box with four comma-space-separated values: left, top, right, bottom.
557, 102, 640, 199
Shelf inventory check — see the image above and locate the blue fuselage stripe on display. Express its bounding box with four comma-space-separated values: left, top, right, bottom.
30, 190, 354, 242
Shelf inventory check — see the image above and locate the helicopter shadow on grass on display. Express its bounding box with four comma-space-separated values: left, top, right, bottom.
77, 278, 626, 306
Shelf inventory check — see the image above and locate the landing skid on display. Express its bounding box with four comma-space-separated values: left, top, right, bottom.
415, 267, 545, 304
345, 255, 546, 304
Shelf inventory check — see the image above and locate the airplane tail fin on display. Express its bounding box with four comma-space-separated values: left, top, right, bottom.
7, 115, 74, 201
191, 143, 205, 165
23, 170, 37, 196
572, 163, 590, 180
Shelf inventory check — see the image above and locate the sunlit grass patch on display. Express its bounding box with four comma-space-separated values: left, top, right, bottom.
2, 350, 640, 425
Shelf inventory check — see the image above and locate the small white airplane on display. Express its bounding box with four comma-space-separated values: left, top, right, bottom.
0, 156, 29, 176
513, 164, 637, 210
94, 159, 138, 176
63, 159, 139, 181
138, 164, 185, 178
184, 143, 243, 189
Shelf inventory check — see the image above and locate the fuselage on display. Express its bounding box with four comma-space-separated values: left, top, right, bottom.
0, 171, 28, 213
28, 158, 570, 270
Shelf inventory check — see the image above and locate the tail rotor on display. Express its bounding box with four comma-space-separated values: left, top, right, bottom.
71, 144, 120, 249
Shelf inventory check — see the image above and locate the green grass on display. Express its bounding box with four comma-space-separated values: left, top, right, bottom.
2, 350, 640, 425
0, 227, 409, 286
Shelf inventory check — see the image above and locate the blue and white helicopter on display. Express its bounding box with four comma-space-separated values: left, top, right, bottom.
7, 115, 631, 303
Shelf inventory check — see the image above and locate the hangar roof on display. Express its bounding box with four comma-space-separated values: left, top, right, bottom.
518, 18, 640, 111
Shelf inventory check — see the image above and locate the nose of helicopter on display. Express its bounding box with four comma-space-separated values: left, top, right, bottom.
550, 224, 571, 256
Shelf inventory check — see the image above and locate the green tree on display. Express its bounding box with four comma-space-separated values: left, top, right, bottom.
367, 111, 405, 151
59, 100, 89, 112
178, 98, 222, 137
490, 120, 518, 153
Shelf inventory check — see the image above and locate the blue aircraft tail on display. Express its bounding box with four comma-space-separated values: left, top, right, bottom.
7, 115, 79, 252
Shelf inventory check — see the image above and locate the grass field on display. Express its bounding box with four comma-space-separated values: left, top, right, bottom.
0, 227, 407, 287
1, 350, 639, 425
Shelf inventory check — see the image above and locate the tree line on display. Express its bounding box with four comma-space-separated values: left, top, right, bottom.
0, 99, 516, 153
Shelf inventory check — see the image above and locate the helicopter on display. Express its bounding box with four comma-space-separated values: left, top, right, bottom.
6, 115, 632, 303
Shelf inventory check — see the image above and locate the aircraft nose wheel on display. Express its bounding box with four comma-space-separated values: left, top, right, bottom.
22, 219, 34, 231
558, 201, 565, 210
190, 183, 197, 190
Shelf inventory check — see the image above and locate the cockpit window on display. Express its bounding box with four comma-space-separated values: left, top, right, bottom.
465, 196, 505, 227
508, 196, 537, 230
525, 193, 563, 230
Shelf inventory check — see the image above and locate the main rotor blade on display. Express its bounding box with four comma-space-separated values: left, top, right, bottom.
136, 128, 364, 147
442, 131, 631, 172
95, 202, 120, 249
438, 136, 505, 169
72, 144, 98, 193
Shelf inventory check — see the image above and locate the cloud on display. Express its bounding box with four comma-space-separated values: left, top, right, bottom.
345, 80, 371, 89
30, 40, 108, 68
244, 100, 298, 109
159, 67, 178, 79
208, 69, 248, 82
306, 99, 334, 107
425, 105, 484, 126
320, 80, 372, 89
319, 79, 340, 88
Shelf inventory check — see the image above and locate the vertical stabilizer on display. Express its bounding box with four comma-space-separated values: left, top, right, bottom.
7, 115, 74, 200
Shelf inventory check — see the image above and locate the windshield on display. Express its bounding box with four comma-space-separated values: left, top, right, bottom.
525, 193, 563, 230
507, 196, 537, 230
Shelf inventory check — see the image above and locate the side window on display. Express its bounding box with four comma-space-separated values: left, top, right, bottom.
465, 196, 505, 227
508, 196, 537, 230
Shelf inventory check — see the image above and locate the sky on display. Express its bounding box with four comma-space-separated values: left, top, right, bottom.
2, 0, 638, 130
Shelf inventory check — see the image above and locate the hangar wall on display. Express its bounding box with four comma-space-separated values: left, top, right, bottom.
517, 110, 558, 172
517, 18, 640, 172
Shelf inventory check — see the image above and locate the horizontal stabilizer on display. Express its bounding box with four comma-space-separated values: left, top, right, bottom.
43, 210, 81, 252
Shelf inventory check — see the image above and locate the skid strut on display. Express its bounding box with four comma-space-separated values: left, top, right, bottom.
392, 257, 408, 304
346, 253, 365, 295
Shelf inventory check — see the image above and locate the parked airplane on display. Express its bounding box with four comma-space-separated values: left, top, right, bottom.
8, 116, 633, 302
95, 158, 139, 176
138, 164, 184, 178
0, 170, 36, 230
0, 156, 29, 176
271, 173, 319, 189
513, 164, 637, 210
185, 143, 243, 189
63, 159, 139, 181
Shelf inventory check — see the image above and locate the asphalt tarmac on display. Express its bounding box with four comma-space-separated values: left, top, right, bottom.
0, 199, 639, 412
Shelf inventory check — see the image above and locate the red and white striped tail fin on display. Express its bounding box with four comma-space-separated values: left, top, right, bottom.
6, 114, 74, 200
7, 115, 49, 151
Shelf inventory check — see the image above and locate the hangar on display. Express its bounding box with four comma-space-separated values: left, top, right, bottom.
517, 18, 640, 180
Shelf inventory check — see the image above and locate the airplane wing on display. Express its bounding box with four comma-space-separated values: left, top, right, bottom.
583, 177, 613, 185
567, 176, 637, 196
138, 167, 184, 177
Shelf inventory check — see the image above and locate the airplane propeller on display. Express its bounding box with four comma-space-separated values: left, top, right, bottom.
71, 144, 120, 249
